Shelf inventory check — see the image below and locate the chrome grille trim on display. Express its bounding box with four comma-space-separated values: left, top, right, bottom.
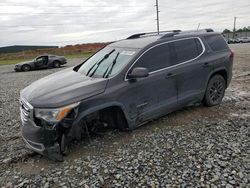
22, 136, 45, 152
20, 98, 33, 123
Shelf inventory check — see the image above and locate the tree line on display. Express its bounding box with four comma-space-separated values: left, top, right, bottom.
223, 27, 250, 33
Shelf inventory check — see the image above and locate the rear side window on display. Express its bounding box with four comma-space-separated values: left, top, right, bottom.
204, 35, 228, 52
134, 43, 172, 72
172, 38, 203, 65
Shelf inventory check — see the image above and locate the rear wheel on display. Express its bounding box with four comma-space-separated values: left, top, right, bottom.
53, 61, 61, 68
21, 64, 31, 71
204, 75, 226, 106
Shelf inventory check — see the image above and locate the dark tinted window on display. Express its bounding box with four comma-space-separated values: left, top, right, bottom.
134, 43, 171, 72
173, 38, 203, 65
204, 35, 228, 52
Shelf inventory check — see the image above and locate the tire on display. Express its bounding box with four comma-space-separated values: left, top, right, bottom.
60, 134, 69, 156
204, 75, 226, 107
21, 64, 31, 72
53, 61, 61, 68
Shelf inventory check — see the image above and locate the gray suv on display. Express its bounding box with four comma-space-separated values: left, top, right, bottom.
20, 29, 234, 161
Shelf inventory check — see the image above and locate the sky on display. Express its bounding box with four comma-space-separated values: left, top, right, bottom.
0, 0, 249, 47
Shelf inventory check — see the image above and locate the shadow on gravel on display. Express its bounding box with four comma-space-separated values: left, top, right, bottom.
17, 104, 228, 165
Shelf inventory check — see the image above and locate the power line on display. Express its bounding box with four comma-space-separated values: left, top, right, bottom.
0, 4, 145, 8
0, 11, 141, 15
1, 20, 153, 28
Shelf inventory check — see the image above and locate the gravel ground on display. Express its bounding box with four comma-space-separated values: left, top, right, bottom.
0, 44, 249, 187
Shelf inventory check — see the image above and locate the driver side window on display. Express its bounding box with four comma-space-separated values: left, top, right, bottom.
35, 56, 47, 66
36, 56, 44, 62
133, 43, 172, 72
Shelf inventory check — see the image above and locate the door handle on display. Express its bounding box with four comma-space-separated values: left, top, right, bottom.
165, 73, 176, 79
203, 62, 212, 68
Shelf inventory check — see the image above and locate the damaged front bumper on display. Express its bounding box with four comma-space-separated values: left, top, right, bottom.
14, 65, 22, 72
20, 98, 64, 161
21, 119, 63, 161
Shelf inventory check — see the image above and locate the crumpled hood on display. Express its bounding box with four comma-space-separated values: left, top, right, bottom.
21, 67, 108, 108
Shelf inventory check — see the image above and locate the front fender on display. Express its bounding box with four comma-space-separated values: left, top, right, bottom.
66, 101, 134, 140
75, 101, 132, 127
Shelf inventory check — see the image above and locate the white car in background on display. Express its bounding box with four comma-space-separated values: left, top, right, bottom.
237, 37, 250, 43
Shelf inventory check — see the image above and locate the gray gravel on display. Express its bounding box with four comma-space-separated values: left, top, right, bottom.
0, 44, 250, 187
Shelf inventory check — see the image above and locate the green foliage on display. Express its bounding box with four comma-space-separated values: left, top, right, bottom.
223, 27, 250, 33
223, 29, 231, 33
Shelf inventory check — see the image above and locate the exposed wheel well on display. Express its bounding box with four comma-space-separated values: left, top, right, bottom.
83, 106, 129, 130
53, 60, 61, 64
53, 60, 61, 68
210, 69, 227, 87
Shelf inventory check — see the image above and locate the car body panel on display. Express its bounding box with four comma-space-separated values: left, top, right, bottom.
21, 68, 108, 108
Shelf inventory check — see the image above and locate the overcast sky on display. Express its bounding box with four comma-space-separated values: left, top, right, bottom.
0, 0, 249, 47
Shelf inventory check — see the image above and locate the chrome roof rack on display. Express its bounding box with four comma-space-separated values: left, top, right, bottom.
126, 30, 181, 39
127, 28, 214, 40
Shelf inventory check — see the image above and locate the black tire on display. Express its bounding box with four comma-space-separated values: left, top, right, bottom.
204, 75, 226, 106
60, 134, 69, 156
21, 64, 31, 72
53, 61, 61, 68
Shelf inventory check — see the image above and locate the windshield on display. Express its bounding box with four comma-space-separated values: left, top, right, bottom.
78, 46, 138, 78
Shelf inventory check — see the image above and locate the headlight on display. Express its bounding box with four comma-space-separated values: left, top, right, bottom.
35, 102, 79, 124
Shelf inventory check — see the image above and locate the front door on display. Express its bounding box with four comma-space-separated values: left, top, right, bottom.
35, 56, 48, 68
119, 42, 178, 125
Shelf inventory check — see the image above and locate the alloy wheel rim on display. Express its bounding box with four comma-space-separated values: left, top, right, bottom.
209, 80, 224, 103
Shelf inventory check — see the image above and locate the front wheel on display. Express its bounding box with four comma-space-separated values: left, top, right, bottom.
53, 61, 61, 68
204, 75, 226, 106
21, 64, 31, 71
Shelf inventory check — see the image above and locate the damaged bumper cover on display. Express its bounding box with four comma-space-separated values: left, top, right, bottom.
21, 120, 63, 161
19, 98, 78, 161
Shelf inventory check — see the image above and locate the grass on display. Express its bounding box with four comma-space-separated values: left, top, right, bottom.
65, 52, 94, 59
0, 59, 30, 66
0, 52, 94, 66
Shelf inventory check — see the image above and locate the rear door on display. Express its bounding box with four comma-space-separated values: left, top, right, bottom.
170, 38, 211, 106
204, 34, 232, 86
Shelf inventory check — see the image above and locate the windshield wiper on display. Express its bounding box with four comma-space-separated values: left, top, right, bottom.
103, 52, 120, 78
86, 49, 115, 77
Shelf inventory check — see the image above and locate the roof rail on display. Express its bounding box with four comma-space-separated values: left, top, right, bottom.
127, 30, 181, 39
177, 28, 214, 35
127, 28, 214, 40
158, 28, 214, 39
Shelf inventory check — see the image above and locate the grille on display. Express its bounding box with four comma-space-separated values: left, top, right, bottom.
20, 98, 33, 123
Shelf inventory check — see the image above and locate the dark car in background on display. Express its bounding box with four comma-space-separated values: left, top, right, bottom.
14, 54, 67, 72
19, 29, 233, 161
227, 38, 238, 44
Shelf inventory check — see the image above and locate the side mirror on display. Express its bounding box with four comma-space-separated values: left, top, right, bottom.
127, 67, 149, 79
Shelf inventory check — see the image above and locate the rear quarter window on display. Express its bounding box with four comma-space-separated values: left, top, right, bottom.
204, 35, 229, 52
172, 38, 203, 65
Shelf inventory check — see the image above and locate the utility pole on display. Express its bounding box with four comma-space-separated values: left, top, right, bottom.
197, 23, 201, 31
155, 0, 160, 34
233, 16, 237, 39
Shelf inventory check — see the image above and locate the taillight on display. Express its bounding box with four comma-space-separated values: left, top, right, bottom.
229, 49, 234, 59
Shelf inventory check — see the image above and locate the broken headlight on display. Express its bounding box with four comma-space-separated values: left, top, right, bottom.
34, 102, 79, 125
